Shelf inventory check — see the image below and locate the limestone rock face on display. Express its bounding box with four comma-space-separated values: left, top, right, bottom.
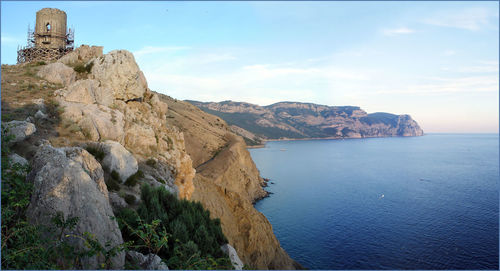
221, 244, 244, 270
36, 62, 76, 87
3, 120, 36, 144
90, 50, 147, 101
192, 137, 297, 269
58, 45, 104, 66
126, 251, 168, 270
54, 49, 196, 200
99, 140, 138, 182
58, 79, 113, 106
60, 101, 125, 142
26, 145, 124, 269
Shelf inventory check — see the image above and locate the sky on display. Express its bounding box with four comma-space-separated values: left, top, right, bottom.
1, 1, 499, 133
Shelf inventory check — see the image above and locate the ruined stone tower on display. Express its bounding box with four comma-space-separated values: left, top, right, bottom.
17, 8, 74, 63
34, 8, 68, 48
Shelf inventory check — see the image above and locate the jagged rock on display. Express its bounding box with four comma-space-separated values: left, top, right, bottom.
57, 79, 114, 106
221, 244, 244, 270
8, 153, 28, 167
109, 192, 127, 212
2, 120, 36, 144
60, 101, 125, 142
26, 145, 124, 269
58, 45, 104, 66
126, 251, 168, 270
36, 62, 76, 87
34, 110, 48, 119
90, 50, 147, 101
98, 140, 138, 182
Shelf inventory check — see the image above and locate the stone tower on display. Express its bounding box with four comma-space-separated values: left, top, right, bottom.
34, 8, 68, 48
17, 8, 74, 63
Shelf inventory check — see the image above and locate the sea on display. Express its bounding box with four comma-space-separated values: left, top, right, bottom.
250, 134, 499, 270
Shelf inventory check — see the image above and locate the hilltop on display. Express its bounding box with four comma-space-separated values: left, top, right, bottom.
1, 46, 299, 269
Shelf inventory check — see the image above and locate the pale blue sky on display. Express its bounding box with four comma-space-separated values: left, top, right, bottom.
1, 1, 499, 133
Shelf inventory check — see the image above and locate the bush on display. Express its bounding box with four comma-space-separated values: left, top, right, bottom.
124, 194, 136, 205
146, 158, 157, 167
73, 61, 94, 74
110, 170, 121, 182
124, 170, 144, 187
106, 175, 120, 192
116, 184, 232, 270
85, 145, 105, 161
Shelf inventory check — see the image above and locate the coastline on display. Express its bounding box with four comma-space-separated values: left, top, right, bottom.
246, 134, 425, 149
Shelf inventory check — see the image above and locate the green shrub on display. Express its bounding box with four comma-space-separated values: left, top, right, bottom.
85, 145, 105, 161
124, 170, 144, 187
110, 170, 121, 182
124, 194, 136, 205
116, 184, 232, 270
36, 61, 46, 66
146, 158, 157, 167
73, 61, 94, 74
106, 176, 120, 192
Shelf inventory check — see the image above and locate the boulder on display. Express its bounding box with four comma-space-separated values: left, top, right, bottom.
36, 62, 76, 87
109, 192, 127, 212
221, 244, 244, 270
58, 45, 104, 66
99, 140, 138, 182
34, 110, 48, 119
2, 120, 36, 144
26, 145, 124, 269
90, 50, 147, 101
8, 153, 28, 167
126, 251, 168, 270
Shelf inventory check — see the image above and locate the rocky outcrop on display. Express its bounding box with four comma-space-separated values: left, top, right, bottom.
54, 49, 195, 199
36, 62, 76, 86
3, 120, 36, 144
57, 79, 113, 106
126, 251, 168, 270
189, 100, 424, 142
26, 145, 124, 269
92, 140, 139, 182
221, 244, 244, 270
90, 50, 148, 101
58, 45, 103, 66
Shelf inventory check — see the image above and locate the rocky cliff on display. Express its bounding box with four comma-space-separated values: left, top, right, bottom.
1, 45, 299, 269
159, 94, 300, 269
188, 100, 424, 144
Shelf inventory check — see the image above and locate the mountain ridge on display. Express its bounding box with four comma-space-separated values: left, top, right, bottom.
187, 100, 424, 145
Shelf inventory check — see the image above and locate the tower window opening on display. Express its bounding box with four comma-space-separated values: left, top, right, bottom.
46, 23, 51, 31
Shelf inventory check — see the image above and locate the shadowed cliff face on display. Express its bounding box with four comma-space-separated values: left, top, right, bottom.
161, 95, 300, 269
188, 100, 424, 143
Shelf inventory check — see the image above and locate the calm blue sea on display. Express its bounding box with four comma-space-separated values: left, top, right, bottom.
250, 134, 499, 270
